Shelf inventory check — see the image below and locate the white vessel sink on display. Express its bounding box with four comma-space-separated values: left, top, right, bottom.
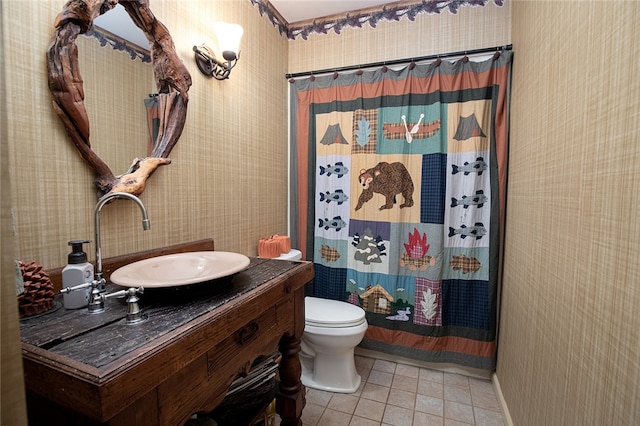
110, 251, 250, 288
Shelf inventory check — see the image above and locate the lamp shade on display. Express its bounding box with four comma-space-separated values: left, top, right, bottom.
213, 22, 243, 60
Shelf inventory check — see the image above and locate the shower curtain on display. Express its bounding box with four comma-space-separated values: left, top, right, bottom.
290, 52, 512, 370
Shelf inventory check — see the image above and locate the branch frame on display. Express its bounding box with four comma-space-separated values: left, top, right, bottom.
47, 0, 192, 197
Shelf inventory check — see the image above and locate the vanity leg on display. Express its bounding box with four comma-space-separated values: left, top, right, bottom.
277, 332, 305, 426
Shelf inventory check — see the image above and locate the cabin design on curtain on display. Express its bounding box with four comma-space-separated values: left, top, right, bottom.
290, 52, 512, 370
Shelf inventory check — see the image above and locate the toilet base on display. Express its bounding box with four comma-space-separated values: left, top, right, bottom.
300, 351, 362, 393
301, 372, 361, 394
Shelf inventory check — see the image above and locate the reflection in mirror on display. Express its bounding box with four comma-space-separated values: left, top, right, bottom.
76, 34, 152, 178
94, 4, 149, 50
89, 4, 151, 63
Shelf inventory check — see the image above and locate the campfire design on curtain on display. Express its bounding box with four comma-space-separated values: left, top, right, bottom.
290, 52, 512, 370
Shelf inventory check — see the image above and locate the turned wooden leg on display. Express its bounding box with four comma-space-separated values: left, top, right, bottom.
277, 332, 305, 426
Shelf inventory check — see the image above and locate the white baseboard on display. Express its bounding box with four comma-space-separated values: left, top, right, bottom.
492, 373, 514, 426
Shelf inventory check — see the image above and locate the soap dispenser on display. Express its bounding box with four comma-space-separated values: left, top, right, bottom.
62, 240, 94, 309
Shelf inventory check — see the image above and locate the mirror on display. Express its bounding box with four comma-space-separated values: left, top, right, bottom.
47, 0, 192, 198
93, 4, 149, 51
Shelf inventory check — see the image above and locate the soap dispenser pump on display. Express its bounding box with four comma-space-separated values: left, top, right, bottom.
62, 240, 94, 309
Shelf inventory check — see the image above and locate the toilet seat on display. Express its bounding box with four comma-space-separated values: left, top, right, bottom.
305, 297, 366, 328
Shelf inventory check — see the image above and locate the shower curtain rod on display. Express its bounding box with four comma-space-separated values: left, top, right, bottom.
286, 44, 512, 79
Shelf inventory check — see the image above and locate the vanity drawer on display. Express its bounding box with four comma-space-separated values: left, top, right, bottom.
206, 303, 280, 378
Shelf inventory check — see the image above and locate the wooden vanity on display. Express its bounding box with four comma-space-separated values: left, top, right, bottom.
20, 240, 313, 425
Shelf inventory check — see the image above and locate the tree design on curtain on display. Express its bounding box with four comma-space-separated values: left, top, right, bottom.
290, 52, 512, 369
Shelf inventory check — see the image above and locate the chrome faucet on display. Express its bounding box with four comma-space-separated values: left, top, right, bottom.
88, 192, 150, 313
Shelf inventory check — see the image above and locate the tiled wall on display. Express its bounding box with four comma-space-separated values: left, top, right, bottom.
499, 1, 639, 424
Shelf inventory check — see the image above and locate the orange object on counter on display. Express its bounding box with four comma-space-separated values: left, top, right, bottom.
258, 235, 291, 258
273, 235, 291, 254
258, 237, 281, 258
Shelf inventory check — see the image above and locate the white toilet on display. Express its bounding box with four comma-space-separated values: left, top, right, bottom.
273, 249, 302, 261
300, 296, 368, 393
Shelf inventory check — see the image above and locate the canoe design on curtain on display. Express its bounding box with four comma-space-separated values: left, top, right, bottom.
290, 52, 512, 370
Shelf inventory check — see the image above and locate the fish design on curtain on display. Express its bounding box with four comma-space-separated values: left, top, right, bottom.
290, 52, 512, 370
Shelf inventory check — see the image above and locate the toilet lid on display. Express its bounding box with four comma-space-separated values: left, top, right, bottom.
305, 297, 366, 328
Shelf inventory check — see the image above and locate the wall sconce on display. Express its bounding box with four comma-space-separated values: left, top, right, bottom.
193, 22, 243, 80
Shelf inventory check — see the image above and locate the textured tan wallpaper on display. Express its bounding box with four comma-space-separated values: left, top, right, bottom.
5, 0, 289, 270
1, 2, 27, 416
288, 2, 511, 74
498, 1, 639, 424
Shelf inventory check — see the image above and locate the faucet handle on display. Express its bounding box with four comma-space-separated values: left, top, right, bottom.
87, 277, 107, 313
125, 287, 146, 324
60, 282, 92, 294
87, 285, 146, 323
100, 286, 142, 301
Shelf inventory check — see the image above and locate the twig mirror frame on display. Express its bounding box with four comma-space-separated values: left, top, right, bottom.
47, 0, 192, 197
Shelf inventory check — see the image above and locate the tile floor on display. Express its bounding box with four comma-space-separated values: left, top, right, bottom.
278, 355, 505, 426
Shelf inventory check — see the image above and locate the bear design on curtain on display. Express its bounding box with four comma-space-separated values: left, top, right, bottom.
290, 52, 512, 370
